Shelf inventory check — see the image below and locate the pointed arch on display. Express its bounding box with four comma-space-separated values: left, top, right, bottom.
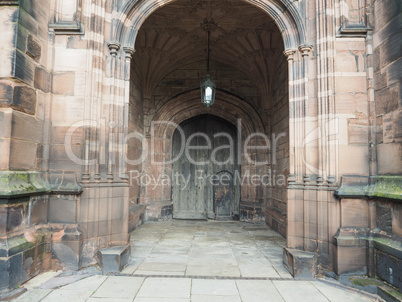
113, 0, 306, 51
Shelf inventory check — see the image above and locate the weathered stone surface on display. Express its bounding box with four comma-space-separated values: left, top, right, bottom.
97, 245, 131, 273
283, 247, 317, 278
34, 66, 50, 93
52, 227, 83, 270
52, 72, 75, 95
129, 204, 146, 232
0, 82, 13, 105
26, 35, 41, 62
374, 238, 402, 292
0, 0, 400, 294
12, 85, 36, 115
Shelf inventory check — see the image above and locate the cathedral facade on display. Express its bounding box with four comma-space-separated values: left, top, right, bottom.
0, 0, 401, 293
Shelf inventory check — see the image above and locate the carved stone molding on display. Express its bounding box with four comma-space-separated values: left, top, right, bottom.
123, 46, 135, 59
298, 44, 313, 56
283, 49, 296, 61
337, 0, 370, 37
108, 42, 121, 56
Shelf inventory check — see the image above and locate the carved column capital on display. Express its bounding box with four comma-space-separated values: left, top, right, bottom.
283, 49, 296, 61
298, 44, 313, 56
107, 42, 121, 56
123, 46, 135, 59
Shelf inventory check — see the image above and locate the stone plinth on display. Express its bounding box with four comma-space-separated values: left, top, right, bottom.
97, 245, 131, 273
283, 247, 317, 279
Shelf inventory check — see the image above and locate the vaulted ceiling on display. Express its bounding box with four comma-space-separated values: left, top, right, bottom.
132, 0, 284, 102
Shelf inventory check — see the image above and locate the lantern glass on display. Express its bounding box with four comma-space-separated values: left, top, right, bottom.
200, 74, 216, 107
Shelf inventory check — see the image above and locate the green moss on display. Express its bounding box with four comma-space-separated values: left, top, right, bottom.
368, 175, 402, 200
0, 171, 50, 197
374, 237, 402, 250
388, 289, 402, 299
351, 277, 382, 287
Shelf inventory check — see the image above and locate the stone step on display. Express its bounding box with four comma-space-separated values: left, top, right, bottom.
98, 245, 131, 273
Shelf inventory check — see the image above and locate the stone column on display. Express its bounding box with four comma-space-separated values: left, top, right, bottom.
284, 49, 297, 187
107, 42, 121, 180
285, 49, 305, 249
299, 45, 316, 184
120, 46, 136, 180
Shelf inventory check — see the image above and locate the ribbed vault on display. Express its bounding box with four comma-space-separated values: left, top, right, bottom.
132, 0, 285, 108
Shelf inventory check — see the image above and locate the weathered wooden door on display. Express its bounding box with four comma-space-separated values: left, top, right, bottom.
172, 115, 239, 220
214, 171, 234, 220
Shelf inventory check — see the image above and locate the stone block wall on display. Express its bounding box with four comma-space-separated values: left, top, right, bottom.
128, 64, 144, 205
0, 0, 51, 172
266, 48, 288, 237
372, 0, 402, 174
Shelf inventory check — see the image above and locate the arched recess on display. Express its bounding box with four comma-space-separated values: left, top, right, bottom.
105, 0, 318, 256
106, 0, 313, 188
115, 0, 306, 51
142, 90, 269, 221
151, 89, 265, 140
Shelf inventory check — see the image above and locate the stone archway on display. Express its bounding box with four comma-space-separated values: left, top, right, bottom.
103, 0, 333, 278
142, 89, 267, 222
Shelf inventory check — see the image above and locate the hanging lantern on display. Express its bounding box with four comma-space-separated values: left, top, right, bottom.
200, 19, 217, 107
200, 74, 216, 107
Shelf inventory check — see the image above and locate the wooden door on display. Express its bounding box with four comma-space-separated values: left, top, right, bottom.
172, 115, 239, 220
214, 171, 234, 220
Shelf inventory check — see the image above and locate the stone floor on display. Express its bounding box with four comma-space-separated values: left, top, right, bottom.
124, 220, 291, 278
11, 220, 380, 302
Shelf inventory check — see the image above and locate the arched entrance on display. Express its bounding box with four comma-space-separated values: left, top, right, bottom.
172, 115, 240, 220
105, 0, 319, 277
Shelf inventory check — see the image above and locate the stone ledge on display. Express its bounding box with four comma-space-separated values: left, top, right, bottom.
97, 245, 131, 273
338, 25, 370, 38
49, 22, 84, 35
283, 247, 317, 279
0, 171, 82, 200
335, 175, 402, 201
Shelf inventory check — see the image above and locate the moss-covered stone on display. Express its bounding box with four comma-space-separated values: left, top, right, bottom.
336, 175, 402, 201
367, 175, 402, 201
0, 172, 49, 198
0, 171, 82, 199
350, 276, 382, 287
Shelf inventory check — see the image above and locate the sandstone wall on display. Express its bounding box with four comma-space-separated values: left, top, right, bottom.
372, 0, 402, 175
266, 51, 288, 237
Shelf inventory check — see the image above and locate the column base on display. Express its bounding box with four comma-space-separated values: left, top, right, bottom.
97, 245, 131, 273
283, 247, 317, 279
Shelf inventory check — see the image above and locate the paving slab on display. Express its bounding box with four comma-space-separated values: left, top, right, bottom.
236, 280, 284, 302
134, 298, 190, 302
121, 257, 145, 274
87, 298, 133, 302
191, 279, 239, 296
12, 289, 52, 302
92, 276, 144, 298
239, 264, 281, 278
136, 262, 187, 272
273, 280, 329, 302
20, 271, 62, 290
40, 289, 93, 302
185, 264, 241, 277
60, 275, 107, 291
134, 270, 185, 276
136, 277, 191, 299
312, 281, 372, 302
191, 295, 241, 302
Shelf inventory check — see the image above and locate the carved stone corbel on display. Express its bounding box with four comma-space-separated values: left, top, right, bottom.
108, 42, 121, 56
